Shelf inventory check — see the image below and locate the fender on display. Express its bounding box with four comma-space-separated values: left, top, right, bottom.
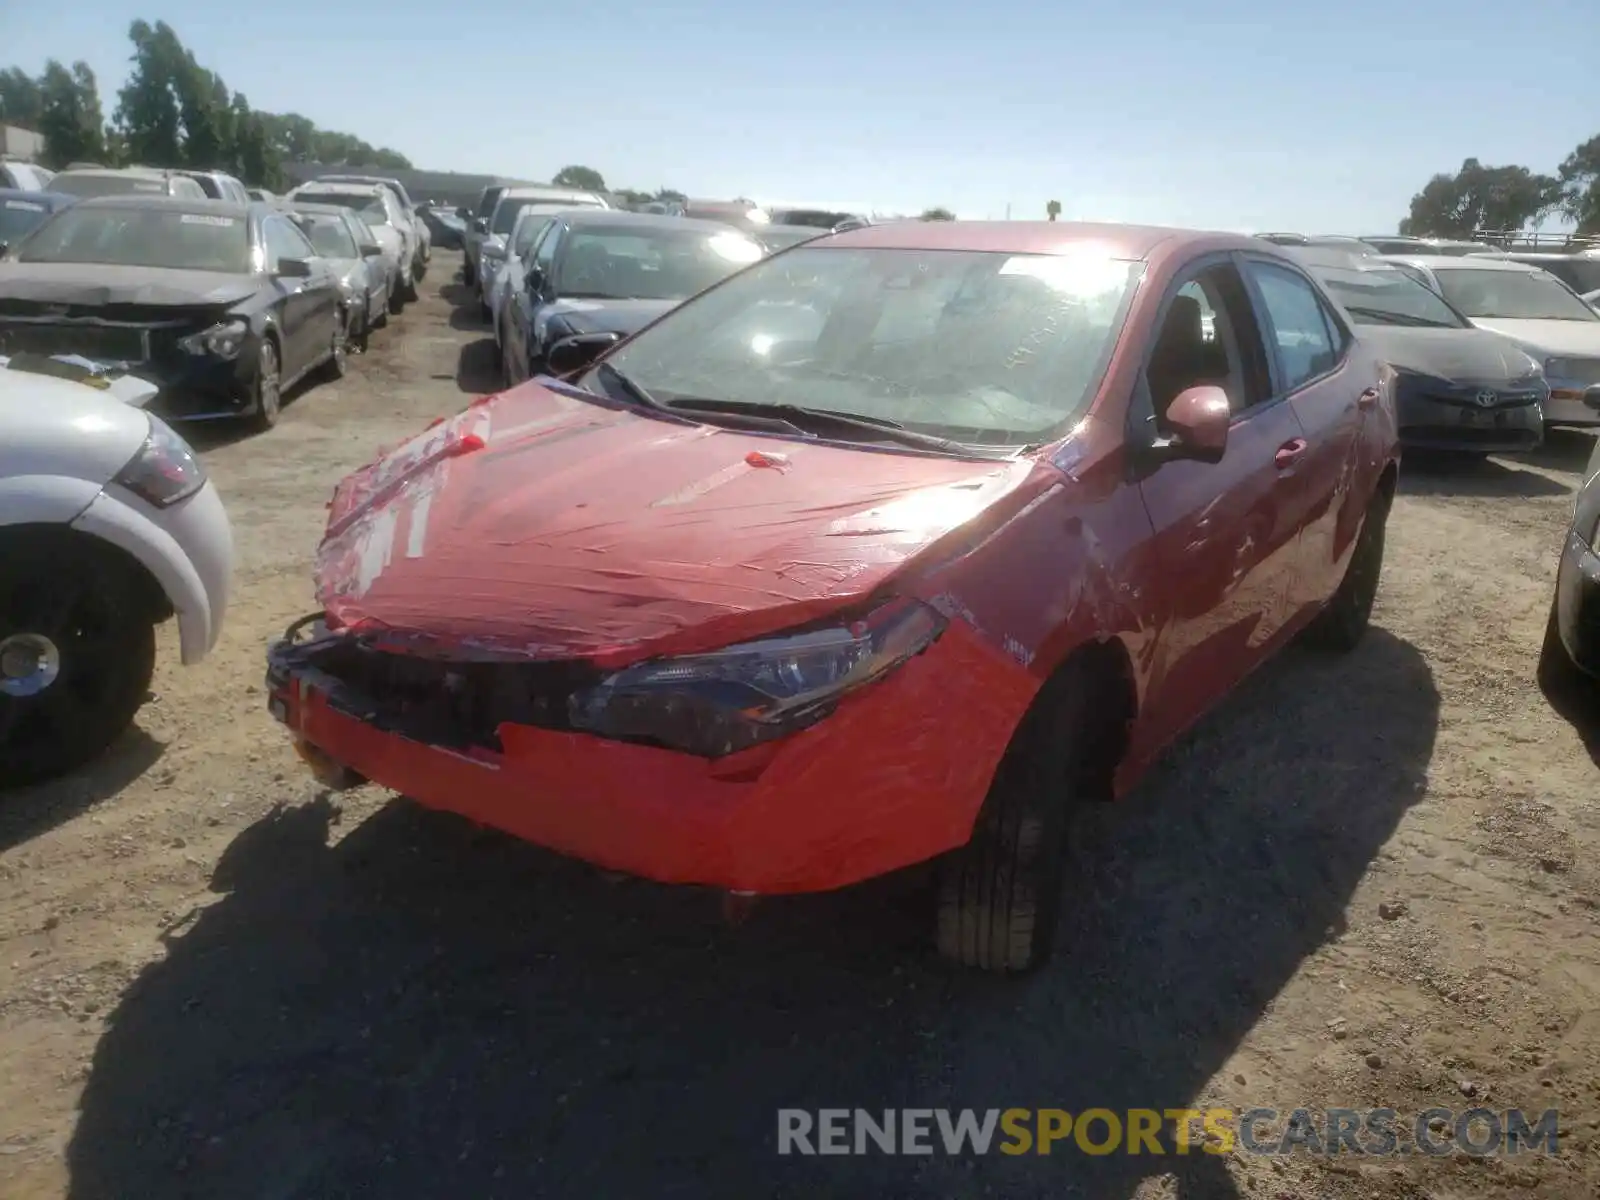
0, 474, 103, 526
70, 486, 233, 665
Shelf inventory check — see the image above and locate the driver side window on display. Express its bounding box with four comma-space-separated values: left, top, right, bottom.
531, 223, 562, 283
1144, 263, 1271, 426
263, 216, 314, 267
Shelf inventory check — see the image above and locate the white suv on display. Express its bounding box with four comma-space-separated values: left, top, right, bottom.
0, 354, 234, 786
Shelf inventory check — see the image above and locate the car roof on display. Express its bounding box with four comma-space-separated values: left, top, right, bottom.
819, 219, 1223, 260
55, 166, 174, 181
295, 180, 385, 196
278, 199, 357, 219
71, 193, 254, 218
1386, 254, 1545, 273
555, 210, 759, 236
499, 185, 602, 202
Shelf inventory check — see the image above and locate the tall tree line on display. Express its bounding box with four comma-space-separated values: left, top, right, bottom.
0, 20, 410, 189
1397, 135, 1600, 238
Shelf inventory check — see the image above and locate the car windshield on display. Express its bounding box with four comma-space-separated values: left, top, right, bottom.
586, 246, 1143, 445
301, 191, 390, 225
0, 198, 55, 247
292, 212, 357, 259
15, 205, 251, 272
50, 173, 169, 198
1316, 266, 1466, 328
1435, 268, 1600, 322
556, 226, 764, 301
476, 187, 505, 219
1515, 258, 1600, 295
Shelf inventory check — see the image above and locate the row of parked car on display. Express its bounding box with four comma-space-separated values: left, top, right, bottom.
0, 162, 459, 431
1246, 232, 1600, 454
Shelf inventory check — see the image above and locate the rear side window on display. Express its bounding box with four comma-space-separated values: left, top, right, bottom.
477, 187, 504, 219
264, 215, 315, 265
1246, 262, 1343, 392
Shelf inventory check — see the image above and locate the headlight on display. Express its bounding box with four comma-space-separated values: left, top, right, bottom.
178, 318, 248, 360
113, 415, 206, 508
568, 597, 947, 757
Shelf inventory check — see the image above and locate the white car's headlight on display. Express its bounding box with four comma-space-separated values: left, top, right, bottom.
113, 415, 206, 508
178, 319, 248, 360
568, 598, 946, 757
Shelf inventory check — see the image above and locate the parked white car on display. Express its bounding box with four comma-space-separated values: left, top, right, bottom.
286, 181, 418, 308
476, 186, 608, 317
1384, 254, 1600, 427
0, 353, 234, 786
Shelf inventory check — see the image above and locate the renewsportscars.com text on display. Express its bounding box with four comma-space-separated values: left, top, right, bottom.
777, 1107, 1560, 1157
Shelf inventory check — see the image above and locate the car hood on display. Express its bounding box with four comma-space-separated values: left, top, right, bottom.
546, 298, 677, 337
1356, 325, 1538, 384
314, 379, 1044, 665
1465, 317, 1600, 358
0, 262, 260, 308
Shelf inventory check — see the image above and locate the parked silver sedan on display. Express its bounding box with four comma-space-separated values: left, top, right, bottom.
282, 201, 394, 350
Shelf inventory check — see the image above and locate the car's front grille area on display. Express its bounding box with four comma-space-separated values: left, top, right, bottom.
1414, 387, 1542, 410
300, 639, 604, 752
0, 320, 150, 362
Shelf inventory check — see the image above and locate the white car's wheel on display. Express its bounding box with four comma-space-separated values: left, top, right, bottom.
0, 532, 157, 788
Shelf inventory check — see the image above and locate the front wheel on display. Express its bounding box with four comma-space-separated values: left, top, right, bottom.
935, 680, 1097, 973
319, 314, 348, 380
463, 258, 477, 288
244, 337, 281, 432
0, 534, 158, 788
1305, 487, 1391, 653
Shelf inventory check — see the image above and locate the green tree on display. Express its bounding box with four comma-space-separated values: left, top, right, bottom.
230, 93, 282, 190
35, 60, 107, 168
654, 187, 687, 203
1398, 157, 1561, 237
1046, 199, 1061, 221
1557, 135, 1600, 236
920, 207, 956, 221
115, 19, 184, 167
0, 67, 43, 128
174, 53, 227, 169
553, 165, 606, 191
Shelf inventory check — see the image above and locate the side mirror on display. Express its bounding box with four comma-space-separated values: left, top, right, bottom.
0, 241, 8, 258
471, 217, 488, 234
1154, 385, 1231, 464
546, 332, 621, 376
275, 257, 314, 279
360, 243, 383, 258
524, 265, 545, 294
456, 206, 470, 220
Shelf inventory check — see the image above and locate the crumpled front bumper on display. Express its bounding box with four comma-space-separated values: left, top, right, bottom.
263, 616, 1034, 894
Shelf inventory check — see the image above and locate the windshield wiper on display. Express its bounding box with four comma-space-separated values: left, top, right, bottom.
591, 364, 804, 435
662, 397, 974, 454
1345, 306, 1455, 328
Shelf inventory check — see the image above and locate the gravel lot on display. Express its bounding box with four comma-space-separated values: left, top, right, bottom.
3, 251, 1599, 1200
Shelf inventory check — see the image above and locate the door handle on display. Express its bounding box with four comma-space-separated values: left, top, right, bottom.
1274, 438, 1308, 470
1357, 386, 1380, 410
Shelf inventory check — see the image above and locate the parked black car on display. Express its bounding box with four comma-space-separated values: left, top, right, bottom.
1297, 248, 1548, 454
1544, 436, 1600, 686
0, 188, 76, 255
0, 195, 346, 431
499, 211, 764, 385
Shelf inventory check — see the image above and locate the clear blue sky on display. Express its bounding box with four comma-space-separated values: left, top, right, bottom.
8, 0, 1593, 229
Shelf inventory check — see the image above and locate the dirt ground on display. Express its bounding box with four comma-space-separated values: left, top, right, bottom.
3, 251, 1600, 1200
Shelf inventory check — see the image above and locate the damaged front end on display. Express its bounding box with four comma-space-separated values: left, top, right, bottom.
265, 596, 946, 762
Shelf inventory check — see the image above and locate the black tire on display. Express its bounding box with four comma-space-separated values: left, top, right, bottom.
0, 533, 158, 788
373, 293, 390, 329
1538, 598, 1592, 697
319, 312, 348, 380
463, 258, 476, 288
935, 677, 1098, 973
480, 298, 492, 323
244, 337, 282, 432
388, 282, 406, 314
400, 273, 419, 303
1305, 487, 1391, 653
353, 297, 371, 353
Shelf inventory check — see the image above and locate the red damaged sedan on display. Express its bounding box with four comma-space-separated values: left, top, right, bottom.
266, 221, 1399, 972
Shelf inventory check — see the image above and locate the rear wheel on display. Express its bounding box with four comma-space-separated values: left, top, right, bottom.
319, 313, 348, 380
1305, 487, 1391, 653
463, 257, 477, 287
935, 676, 1100, 973
244, 337, 281, 432
0, 534, 158, 788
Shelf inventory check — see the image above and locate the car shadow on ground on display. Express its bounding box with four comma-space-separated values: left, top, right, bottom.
1538, 620, 1600, 769
455, 338, 502, 395
1526, 428, 1597, 473
0, 729, 162, 853
1398, 450, 1572, 498
440, 280, 491, 334
64, 629, 1437, 1200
